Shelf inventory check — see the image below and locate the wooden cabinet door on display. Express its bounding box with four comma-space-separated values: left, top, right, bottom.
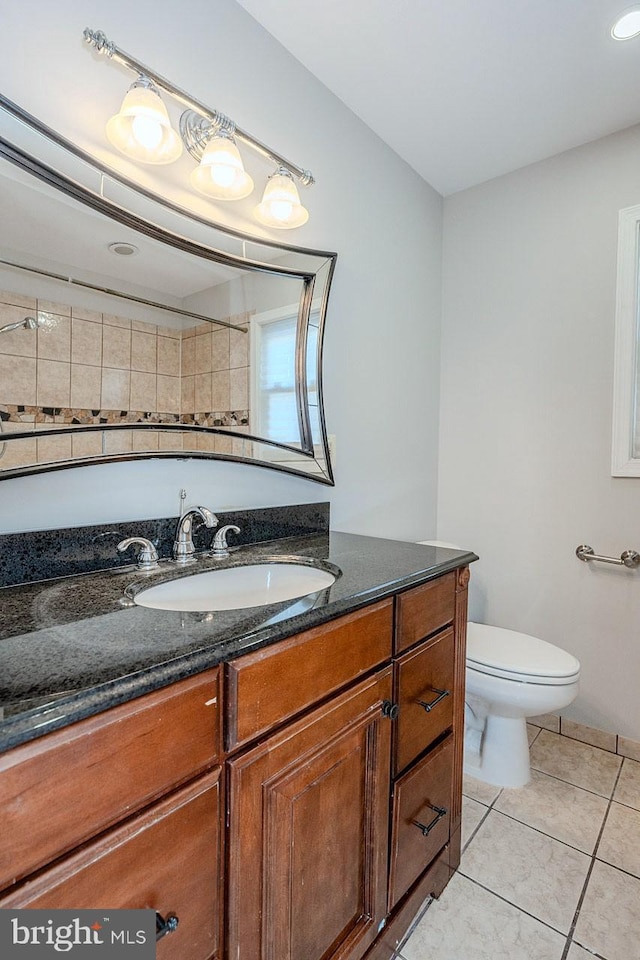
227, 668, 392, 960
0, 769, 223, 960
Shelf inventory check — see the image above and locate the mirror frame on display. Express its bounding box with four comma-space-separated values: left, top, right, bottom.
0, 95, 337, 484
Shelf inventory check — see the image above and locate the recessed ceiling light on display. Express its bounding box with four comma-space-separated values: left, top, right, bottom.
612, 7, 640, 39
108, 241, 139, 257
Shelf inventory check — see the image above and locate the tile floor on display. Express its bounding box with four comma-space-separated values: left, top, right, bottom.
394, 725, 640, 960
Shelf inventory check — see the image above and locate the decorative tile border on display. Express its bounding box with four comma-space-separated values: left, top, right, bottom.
0, 403, 249, 429
182, 410, 249, 428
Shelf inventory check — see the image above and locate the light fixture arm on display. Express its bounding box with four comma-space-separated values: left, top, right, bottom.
179, 110, 237, 163
83, 28, 315, 186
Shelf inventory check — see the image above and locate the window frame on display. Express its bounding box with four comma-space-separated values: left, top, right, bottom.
612, 203, 640, 476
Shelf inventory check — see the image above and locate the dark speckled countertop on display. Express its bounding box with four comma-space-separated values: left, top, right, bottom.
0, 532, 477, 755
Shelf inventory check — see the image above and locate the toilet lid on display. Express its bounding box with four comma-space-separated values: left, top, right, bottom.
467, 622, 581, 683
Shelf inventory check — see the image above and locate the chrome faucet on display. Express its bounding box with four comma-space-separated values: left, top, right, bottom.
173, 505, 218, 564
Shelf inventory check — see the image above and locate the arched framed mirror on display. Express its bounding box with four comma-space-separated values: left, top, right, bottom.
0, 96, 336, 484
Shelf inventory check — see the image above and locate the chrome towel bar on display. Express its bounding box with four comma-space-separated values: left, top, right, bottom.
576, 544, 640, 568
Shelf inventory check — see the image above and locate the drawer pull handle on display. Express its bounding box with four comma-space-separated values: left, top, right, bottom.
156, 912, 179, 941
381, 699, 400, 720
413, 804, 447, 837
416, 688, 450, 713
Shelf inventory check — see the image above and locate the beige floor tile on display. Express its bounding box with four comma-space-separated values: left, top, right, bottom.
527, 723, 541, 745
462, 773, 501, 806
597, 802, 640, 878
530, 730, 622, 797
566, 944, 598, 960
394, 900, 431, 956
462, 796, 488, 849
618, 736, 640, 763
460, 810, 590, 934
400, 873, 565, 960
561, 719, 617, 753
614, 758, 640, 811
573, 860, 640, 960
529, 712, 560, 733
494, 769, 608, 853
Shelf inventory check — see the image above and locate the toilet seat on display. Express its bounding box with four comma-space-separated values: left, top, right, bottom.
467, 622, 581, 685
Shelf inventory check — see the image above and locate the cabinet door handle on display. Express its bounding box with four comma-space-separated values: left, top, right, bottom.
381, 699, 400, 720
156, 912, 179, 941
413, 804, 447, 837
416, 688, 450, 713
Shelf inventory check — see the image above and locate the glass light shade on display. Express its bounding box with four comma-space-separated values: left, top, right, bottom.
106, 85, 183, 164
612, 8, 640, 39
189, 134, 254, 200
254, 170, 309, 229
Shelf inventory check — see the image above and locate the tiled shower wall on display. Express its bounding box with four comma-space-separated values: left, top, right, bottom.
0, 288, 252, 469
180, 316, 250, 440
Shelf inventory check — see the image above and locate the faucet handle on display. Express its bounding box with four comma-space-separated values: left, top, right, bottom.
210, 524, 241, 559
117, 537, 160, 571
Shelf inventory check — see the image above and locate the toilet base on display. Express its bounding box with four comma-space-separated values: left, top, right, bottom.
464, 714, 531, 788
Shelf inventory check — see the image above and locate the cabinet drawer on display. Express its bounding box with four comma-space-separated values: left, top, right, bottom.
395, 573, 456, 654
389, 736, 453, 910
394, 628, 454, 776
0, 769, 222, 960
0, 668, 221, 891
225, 599, 393, 750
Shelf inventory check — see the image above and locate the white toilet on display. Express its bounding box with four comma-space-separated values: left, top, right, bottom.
465, 622, 580, 787
418, 542, 581, 788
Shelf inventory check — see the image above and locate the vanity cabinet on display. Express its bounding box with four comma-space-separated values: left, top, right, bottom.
0, 669, 224, 960
225, 567, 469, 960
0, 564, 470, 960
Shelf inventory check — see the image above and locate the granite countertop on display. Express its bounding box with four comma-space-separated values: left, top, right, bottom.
0, 532, 476, 754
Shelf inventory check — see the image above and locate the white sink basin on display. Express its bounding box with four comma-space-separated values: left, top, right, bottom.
130, 562, 337, 612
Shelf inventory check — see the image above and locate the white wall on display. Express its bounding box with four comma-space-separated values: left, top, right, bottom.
439, 124, 640, 740
0, 0, 443, 537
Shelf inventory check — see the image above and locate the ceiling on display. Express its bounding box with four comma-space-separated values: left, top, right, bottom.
236, 0, 640, 196
0, 160, 239, 303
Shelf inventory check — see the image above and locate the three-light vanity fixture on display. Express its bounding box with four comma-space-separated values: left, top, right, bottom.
83, 28, 312, 228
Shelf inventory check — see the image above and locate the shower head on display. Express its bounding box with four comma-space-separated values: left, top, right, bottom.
0, 315, 42, 334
